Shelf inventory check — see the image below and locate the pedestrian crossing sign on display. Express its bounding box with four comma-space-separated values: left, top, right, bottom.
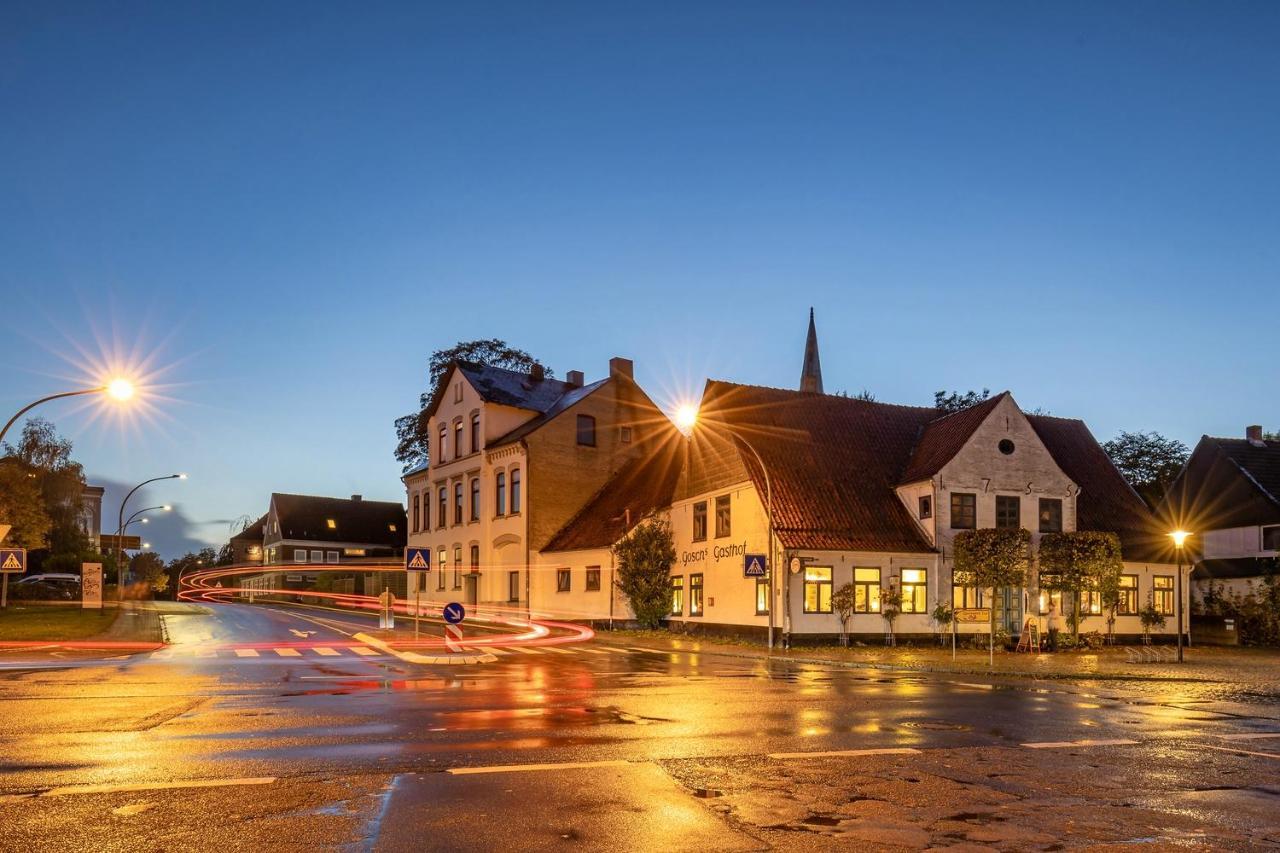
744, 553, 767, 577
0, 548, 26, 573
405, 547, 429, 571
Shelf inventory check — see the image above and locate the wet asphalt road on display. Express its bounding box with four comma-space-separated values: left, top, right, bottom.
1, 602, 1278, 850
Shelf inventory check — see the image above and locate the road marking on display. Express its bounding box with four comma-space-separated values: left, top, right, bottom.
505, 646, 541, 655
151, 650, 173, 660
594, 646, 630, 654
1196, 743, 1280, 760
955, 682, 996, 690
540, 646, 575, 655
349, 646, 378, 656
575, 647, 609, 655
192, 648, 217, 658
447, 760, 630, 776
234, 649, 260, 658
313, 647, 340, 656
769, 747, 922, 760
1, 776, 277, 801
1220, 732, 1280, 741
273, 648, 302, 657
264, 606, 356, 638
481, 646, 509, 656
1021, 739, 1139, 749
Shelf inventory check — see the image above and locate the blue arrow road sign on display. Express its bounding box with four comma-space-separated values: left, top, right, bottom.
0, 548, 26, 573
443, 602, 466, 624
405, 547, 430, 570
744, 553, 767, 577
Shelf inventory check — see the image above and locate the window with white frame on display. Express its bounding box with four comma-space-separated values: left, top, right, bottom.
294, 549, 306, 563
326, 551, 339, 564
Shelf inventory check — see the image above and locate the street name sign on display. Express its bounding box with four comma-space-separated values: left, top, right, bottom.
82, 562, 103, 610
443, 602, 465, 624
405, 547, 430, 570
955, 608, 991, 624
100, 534, 142, 552
743, 553, 767, 577
0, 548, 26, 573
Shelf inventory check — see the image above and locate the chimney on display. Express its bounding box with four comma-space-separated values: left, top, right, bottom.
351, 494, 362, 502
608, 357, 633, 379
566, 370, 584, 388
530, 363, 545, 382
1247, 425, 1265, 446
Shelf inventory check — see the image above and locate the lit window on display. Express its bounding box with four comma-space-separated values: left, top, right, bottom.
803, 566, 833, 613
670, 576, 684, 615
953, 583, 983, 609
689, 573, 704, 616
755, 578, 770, 614
389, 523, 397, 532
900, 568, 927, 613
1118, 574, 1138, 615
1039, 498, 1063, 533
326, 518, 337, 529
1153, 575, 1174, 615
918, 495, 932, 520
1080, 584, 1103, 615
853, 567, 881, 613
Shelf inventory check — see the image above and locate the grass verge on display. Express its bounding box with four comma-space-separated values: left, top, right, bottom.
0, 606, 120, 641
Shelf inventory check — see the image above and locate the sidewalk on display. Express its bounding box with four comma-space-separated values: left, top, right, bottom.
593, 628, 1280, 696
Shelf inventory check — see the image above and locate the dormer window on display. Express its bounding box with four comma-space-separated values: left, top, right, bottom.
389, 523, 398, 533
326, 518, 336, 529
918, 495, 932, 520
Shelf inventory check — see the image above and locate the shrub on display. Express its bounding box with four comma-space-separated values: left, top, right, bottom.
612, 516, 676, 629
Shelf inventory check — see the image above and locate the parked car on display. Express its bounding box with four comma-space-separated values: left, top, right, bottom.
14, 573, 81, 586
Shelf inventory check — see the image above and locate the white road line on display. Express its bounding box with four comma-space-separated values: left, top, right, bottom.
0, 777, 277, 802
505, 646, 541, 655
312, 647, 340, 656
575, 647, 609, 655
447, 760, 630, 776
1196, 743, 1280, 760
273, 648, 302, 657
769, 747, 922, 760
955, 682, 996, 691
1021, 739, 1139, 749
596, 646, 632, 655
233, 649, 259, 658
192, 648, 217, 658
1220, 732, 1280, 741
348, 646, 378, 656
263, 606, 356, 638
480, 646, 509, 656
540, 646, 575, 655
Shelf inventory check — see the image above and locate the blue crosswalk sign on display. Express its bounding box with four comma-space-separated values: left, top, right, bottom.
405, 547, 430, 571
0, 548, 26, 573
744, 553, 767, 578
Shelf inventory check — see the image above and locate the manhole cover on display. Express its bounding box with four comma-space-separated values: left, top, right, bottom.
901, 720, 971, 731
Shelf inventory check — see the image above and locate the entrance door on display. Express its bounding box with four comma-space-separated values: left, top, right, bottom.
465, 573, 478, 606
998, 587, 1024, 635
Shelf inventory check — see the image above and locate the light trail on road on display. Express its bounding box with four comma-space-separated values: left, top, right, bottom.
178, 563, 595, 649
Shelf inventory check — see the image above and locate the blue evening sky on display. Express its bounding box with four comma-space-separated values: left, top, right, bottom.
2, 3, 1277, 555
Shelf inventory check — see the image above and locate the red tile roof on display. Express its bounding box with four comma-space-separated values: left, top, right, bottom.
899, 393, 1008, 484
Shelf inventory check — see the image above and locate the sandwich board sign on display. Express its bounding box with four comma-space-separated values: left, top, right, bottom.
743, 553, 767, 578
82, 562, 103, 610
405, 547, 430, 571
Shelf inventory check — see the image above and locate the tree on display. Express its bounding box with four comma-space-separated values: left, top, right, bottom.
167, 548, 219, 598
0, 460, 52, 549
612, 515, 676, 629
832, 583, 857, 646
1, 418, 87, 561
1038, 531, 1124, 641
394, 340, 552, 471
934, 388, 990, 414
1102, 431, 1189, 509
880, 584, 904, 647
953, 527, 1032, 666
129, 551, 169, 595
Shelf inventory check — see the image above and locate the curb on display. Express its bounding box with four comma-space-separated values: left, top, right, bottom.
353, 632, 497, 666
597, 638, 1219, 685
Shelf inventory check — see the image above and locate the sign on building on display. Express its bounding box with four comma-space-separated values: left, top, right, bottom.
82, 562, 103, 610
743, 553, 767, 578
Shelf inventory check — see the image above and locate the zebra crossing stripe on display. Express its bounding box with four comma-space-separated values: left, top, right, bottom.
541, 646, 575, 655
313, 647, 340, 656
273, 648, 302, 657
234, 649, 259, 658
349, 646, 378, 656
193, 648, 217, 658
505, 646, 541, 655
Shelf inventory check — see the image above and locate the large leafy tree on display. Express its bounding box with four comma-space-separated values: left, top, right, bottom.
394, 339, 551, 471
0, 460, 52, 549
1102, 431, 1189, 508
953, 527, 1032, 666
1, 418, 91, 562
168, 547, 219, 597
1038, 531, 1124, 640
612, 516, 676, 629
129, 551, 169, 594
934, 388, 990, 414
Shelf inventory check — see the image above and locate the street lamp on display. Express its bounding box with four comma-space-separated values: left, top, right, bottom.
0, 379, 136, 445
680, 405, 779, 648
1169, 530, 1192, 663
116, 476, 185, 598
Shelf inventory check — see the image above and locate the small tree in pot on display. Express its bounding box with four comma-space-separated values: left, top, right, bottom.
832, 582, 857, 647
881, 583, 903, 647
931, 601, 954, 647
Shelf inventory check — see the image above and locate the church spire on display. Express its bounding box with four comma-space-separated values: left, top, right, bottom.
799, 307, 824, 394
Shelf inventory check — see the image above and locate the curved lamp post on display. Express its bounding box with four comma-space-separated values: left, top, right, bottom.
678, 405, 779, 648
116, 476, 184, 598
0, 380, 134, 446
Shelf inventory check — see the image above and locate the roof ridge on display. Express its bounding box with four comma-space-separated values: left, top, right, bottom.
1214, 442, 1280, 507
705, 378, 940, 415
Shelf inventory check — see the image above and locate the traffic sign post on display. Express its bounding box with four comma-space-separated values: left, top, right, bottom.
405, 547, 429, 570
443, 602, 465, 624
743, 553, 767, 578
0, 548, 26, 610
443, 602, 465, 651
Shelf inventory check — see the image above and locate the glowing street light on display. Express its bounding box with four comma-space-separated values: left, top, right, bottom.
0, 378, 138, 445
116, 476, 185, 598
1169, 530, 1193, 663
674, 403, 699, 433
